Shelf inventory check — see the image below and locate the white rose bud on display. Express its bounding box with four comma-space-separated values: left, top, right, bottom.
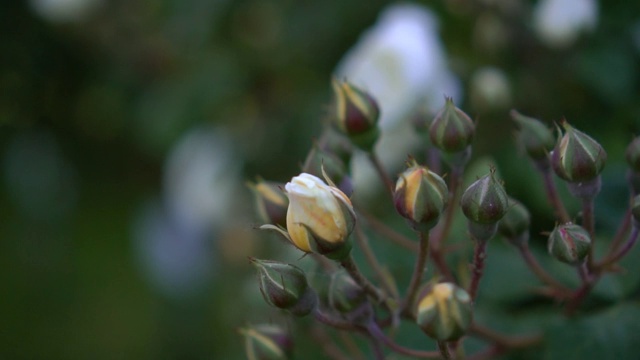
262, 173, 355, 260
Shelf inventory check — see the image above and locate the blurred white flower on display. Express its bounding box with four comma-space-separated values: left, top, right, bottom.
334, 3, 461, 199
335, 3, 460, 129
133, 201, 215, 300
533, 0, 598, 48
133, 126, 241, 299
163, 126, 241, 234
29, 0, 101, 23
469, 67, 511, 111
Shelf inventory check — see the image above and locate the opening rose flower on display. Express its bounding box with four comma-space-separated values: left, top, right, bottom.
261, 173, 355, 260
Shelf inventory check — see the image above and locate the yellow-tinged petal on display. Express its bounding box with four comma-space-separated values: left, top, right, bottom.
403, 168, 425, 218
286, 214, 313, 252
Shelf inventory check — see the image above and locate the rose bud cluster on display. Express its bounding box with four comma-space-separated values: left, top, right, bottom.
547, 223, 592, 265
240, 323, 293, 360
261, 173, 355, 260
394, 160, 448, 231
331, 79, 380, 152
251, 258, 317, 316
416, 282, 473, 341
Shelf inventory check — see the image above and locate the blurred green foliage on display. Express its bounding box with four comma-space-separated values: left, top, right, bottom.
2, 0, 640, 359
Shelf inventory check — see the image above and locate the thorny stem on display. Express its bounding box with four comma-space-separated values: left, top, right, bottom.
565, 261, 595, 316
607, 208, 632, 256
517, 243, 571, 297
577, 262, 589, 283
426, 147, 442, 175
368, 152, 395, 196
313, 308, 359, 331
565, 280, 594, 316
338, 331, 366, 360
366, 321, 442, 358
354, 225, 398, 298
433, 165, 464, 248
565, 223, 640, 315
468, 238, 488, 301
340, 255, 385, 303
539, 164, 571, 223
610, 173, 639, 253
594, 188, 637, 271
430, 245, 456, 283
437, 341, 452, 360
582, 197, 596, 270
402, 231, 430, 314
310, 326, 354, 360
368, 335, 385, 360
358, 208, 418, 252
469, 323, 543, 349
466, 345, 504, 360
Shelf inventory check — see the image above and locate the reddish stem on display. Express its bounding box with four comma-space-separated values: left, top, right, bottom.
468, 238, 488, 301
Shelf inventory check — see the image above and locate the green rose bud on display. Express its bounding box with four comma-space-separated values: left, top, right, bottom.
416, 283, 473, 341
240, 324, 293, 360
331, 79, 380, 152
510, 110, 555, 161
328, 271, 367, 314
461, 168, 508, 225
251, 258, 317, 316
248, 179, 288, 227
461, 168, 509, 241
625, 136, 640, 173
429, 97, 475, 153
551, 120, 607, 183
547, 223, 591, 265
498, 198, 531, 246
394, 160, 448, 231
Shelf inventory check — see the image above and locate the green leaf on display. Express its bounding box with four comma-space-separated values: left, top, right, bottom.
543, 302, 640, 359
